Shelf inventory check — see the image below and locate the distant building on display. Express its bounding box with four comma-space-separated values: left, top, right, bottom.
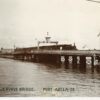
0, 48, 14, 54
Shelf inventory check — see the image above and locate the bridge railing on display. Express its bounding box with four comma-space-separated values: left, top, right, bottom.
14, 50, 100, 56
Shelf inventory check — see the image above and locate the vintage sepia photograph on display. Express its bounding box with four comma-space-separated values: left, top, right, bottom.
0, 0, 100, 97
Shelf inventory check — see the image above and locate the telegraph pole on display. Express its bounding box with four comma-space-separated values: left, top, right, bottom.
87, 0, 100, 3
97, 33, 100, 49
87, 0, 100, 49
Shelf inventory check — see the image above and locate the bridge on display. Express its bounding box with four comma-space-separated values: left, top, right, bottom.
1, 33, 100, 69
13, 50, 100, 69
14, 50, 100, 56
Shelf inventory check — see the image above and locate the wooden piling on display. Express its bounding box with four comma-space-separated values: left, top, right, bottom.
56, 55, 61, 64
65, 56, 69, 65
91, 56, 94, 72
80, 56, 86, 67
72, 56, 77, 65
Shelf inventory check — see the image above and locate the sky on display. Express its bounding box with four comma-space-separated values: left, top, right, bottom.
0, 0, 100, 49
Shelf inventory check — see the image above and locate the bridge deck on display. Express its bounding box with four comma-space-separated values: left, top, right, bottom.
14, 50, 100, 56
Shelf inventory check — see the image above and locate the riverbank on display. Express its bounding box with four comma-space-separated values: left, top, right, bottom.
0, 55, 14, 59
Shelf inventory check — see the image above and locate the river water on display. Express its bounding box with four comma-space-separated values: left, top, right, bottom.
0, 58, 100, 97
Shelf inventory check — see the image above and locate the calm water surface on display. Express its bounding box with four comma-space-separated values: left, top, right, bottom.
0, 58, 100, 97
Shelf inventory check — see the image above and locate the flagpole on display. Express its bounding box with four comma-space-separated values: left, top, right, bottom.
99, 36, 100, 50
97, 32, 100, 49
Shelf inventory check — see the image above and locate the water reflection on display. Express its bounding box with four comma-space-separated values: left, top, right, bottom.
96, 65, 100, 73
0, 58, 100, 96
40, 60, 100, 74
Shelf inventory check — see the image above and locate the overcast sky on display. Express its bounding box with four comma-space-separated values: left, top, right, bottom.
0, 0, 100, 49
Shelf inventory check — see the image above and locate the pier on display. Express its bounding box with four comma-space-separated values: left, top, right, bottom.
13, 49, 100, 68
0, 34, 100, 69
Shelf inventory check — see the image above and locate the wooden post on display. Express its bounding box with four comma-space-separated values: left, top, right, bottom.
91, 56, 94, 72
80, 56, 86, 67
35, 55, 40, 62
72, 56, 77, 65
91, 56, 94, 66
65, 56, 69, 65
37, 41, 40, 50
56, 55, 61, 64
